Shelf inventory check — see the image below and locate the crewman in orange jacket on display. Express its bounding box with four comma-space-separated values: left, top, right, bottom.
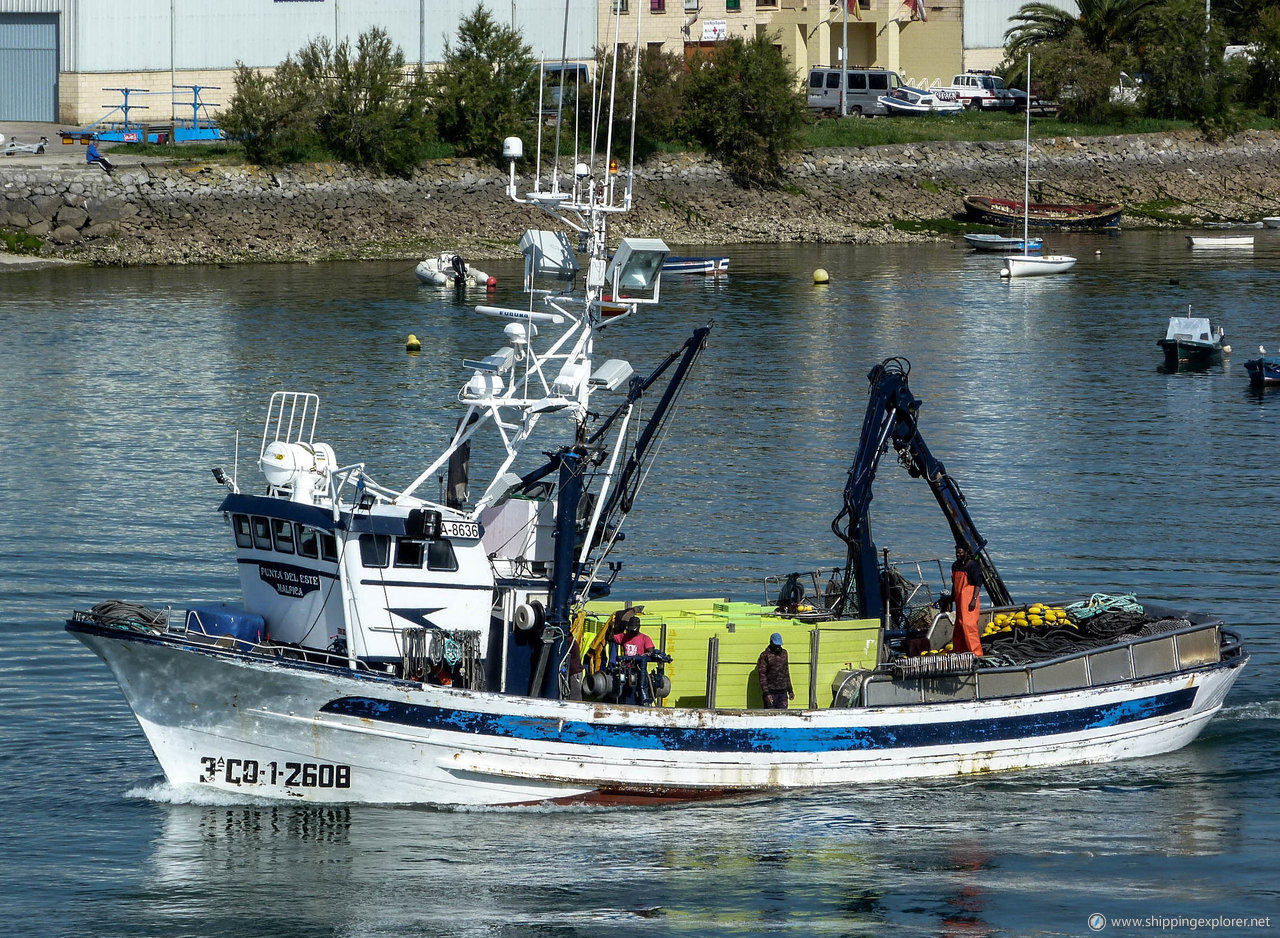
950, 544, 984, 656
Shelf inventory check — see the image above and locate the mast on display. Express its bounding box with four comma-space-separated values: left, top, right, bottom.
1023, 53, 1031, 250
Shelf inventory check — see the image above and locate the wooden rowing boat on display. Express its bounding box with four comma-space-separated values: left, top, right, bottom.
962, 194, 1122, 229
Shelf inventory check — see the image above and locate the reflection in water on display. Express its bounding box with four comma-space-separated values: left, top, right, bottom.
130, 746, 1246, 938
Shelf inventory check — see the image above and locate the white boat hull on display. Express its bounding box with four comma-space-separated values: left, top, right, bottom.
1187, 235, 1254, 248
73, 623, 1244, 807
1002, 253, 1077, 277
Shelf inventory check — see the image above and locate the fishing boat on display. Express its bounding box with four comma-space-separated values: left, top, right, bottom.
415, 251, 496, 288
663, 256, 730, 275
1244, 346, 1280, 385
1157, 310, 1230, 369
1186, 235, 1254, 249
66, 18, 1246, 809
963, 233, 1043, 253
962, 195, 1122, 230
1001, 56, 1076, 279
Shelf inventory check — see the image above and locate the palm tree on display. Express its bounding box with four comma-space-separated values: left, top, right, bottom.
1004, 0, 1162, 62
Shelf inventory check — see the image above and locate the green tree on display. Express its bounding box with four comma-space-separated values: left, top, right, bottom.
219, 61, 323, 164
1026, 36, 1126, 123
1247, 5, 1280, 118
681, 35, 806, 187
1004, 0, 1160, 63
432, 5, 538, 165
220, 29, 435, 173
324, 28, 435, 176
1141, 0, 1242, 135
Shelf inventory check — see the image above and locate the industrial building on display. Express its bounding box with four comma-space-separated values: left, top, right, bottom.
0, 0, 1045, 126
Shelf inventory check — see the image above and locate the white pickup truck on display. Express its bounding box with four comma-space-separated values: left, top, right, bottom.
931, 72, 1027, 110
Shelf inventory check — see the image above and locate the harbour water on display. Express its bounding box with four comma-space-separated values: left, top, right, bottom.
3, 231, 1278, 936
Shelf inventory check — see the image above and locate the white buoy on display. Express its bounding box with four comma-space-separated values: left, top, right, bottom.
1000, 267, 1011, 278
813, 268, 829, 284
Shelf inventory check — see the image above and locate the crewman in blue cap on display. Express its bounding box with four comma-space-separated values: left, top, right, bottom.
757, 632, 794, 709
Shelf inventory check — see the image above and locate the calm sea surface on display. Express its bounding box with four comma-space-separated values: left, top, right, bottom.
2, 232, 1278, 937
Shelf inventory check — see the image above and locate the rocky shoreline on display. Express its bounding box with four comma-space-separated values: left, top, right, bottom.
3, 128, 1280, 268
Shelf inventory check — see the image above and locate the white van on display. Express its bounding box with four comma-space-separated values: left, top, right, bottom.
807, 67, 905, 116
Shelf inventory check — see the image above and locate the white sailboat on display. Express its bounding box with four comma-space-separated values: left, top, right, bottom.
1002, 54, 1077, 279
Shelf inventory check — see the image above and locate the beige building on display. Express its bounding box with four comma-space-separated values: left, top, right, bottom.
595, 0, 964, 92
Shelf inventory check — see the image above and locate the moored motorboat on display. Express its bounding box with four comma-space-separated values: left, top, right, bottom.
1244, 346, 1280, 385
415, 251, 496, 288
963, 233, 1043, 253
1157, 310, 1229, 369
663, 256, 730, 275
1262, 217, 1280, 229
66, 26, 1246, 809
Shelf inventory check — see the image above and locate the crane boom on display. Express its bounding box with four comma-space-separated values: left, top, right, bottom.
832, 358, 1013, 621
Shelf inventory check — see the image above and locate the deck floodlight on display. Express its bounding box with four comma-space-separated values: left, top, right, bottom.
604, 237, 669, 304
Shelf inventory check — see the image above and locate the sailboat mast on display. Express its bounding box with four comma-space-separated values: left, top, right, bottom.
1023, 53, 1031, 248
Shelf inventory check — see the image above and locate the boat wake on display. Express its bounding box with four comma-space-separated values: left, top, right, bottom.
1215, 699, 1280, 722
126, 780, 282, 807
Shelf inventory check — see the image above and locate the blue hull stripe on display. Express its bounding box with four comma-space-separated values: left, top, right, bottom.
320, 687, 1198, 753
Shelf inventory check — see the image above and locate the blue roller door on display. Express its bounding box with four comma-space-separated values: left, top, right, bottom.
0, 13, 59, 122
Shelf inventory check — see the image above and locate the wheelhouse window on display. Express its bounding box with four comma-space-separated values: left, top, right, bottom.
359, 533, 391, 568
320, 533, 338, 563
426, 539, 458, 572
232, 514, 253, 549
272, 519, 295, 554
395, 538, 426, 568
251, 516, 273, 551
297, 526, 319, 559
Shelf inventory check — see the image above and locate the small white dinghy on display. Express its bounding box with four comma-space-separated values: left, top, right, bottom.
1261, 217, 1280, 229
1002, 253, 1077, 277
1187, 235, 1254, 248
415, 251, 496, 287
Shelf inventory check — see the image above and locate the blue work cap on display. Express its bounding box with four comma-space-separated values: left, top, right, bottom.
770, 632, 783, 647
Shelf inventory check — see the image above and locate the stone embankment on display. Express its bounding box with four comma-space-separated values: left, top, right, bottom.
4, 129, 1280, 267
